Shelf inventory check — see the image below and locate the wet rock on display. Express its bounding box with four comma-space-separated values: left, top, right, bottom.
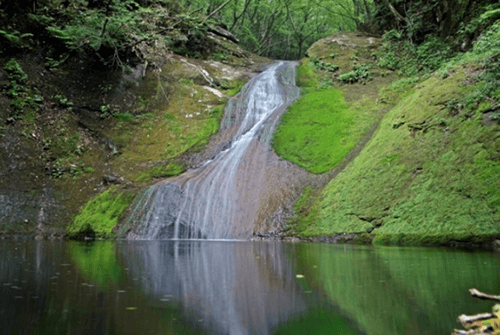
102, 174, 125, 185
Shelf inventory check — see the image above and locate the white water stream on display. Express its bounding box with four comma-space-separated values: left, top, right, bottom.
126, 62, 300, 239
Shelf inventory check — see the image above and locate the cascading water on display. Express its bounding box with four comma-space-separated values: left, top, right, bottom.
125, 62, 302, 240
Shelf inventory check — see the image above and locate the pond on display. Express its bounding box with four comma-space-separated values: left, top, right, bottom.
1, 240, 499, 335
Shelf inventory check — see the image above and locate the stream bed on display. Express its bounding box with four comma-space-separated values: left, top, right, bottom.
1, 240, 499, 335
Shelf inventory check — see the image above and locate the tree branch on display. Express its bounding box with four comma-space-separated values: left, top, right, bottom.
470, 288, 500, 302
203, 0, 233, 24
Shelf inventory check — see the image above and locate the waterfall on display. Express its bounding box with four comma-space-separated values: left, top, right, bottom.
125, 62, 301, 240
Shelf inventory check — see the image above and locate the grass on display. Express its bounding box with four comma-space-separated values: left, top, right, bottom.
67, 187, 135, 239
297, 68, 500, 244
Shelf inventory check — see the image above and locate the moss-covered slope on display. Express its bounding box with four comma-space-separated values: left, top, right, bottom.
309, 70, 500, 245
280, 26, 500, 246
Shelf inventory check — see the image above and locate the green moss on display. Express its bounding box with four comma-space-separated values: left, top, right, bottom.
135, 161, 186, 182
67, 187, 135, 239
226, 80, 246, 97
273, 88, 377, 174
298, 68, 500, 245
286, 186, 321, 235
114, 76, 226, 171
296, 60, 319, 92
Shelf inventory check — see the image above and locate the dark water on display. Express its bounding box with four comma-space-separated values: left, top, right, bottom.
1, 241, 499, 335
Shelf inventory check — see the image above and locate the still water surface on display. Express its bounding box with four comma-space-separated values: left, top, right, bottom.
1, 241, 499, 335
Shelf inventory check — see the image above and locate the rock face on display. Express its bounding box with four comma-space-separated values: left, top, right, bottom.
0, 35, 269, 238
0, 114, 64, 237
124, 62, 311, 240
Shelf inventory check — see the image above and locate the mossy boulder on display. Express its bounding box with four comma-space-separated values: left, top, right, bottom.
66, 187, 135, 239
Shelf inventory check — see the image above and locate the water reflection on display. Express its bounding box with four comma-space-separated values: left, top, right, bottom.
1, 241, 500, 335
292, 244, 500, 335
118, 241, 324, 334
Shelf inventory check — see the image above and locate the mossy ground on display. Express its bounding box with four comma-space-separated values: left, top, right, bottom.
273, 63, 388, 174
105, 57, 250, 184
282, 29, 500, 246
295, 67, 500, 245
273, 34, 395, 174
0, 35, 266, 237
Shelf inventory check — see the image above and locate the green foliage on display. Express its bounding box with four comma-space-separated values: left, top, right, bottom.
379, 34, 452, 76
0, 29, 33, 48
4, 59, 28, 87
99, 104, 121, 118
135, 161, 186, 182
311, 58, 339, 72
53, 94, 73, 108
67, 188, 135, 239
84, 167, 95, 173
339, 64, 371, 84
3, 59, 34, 122
18, 0, 215, 65
212, 52, 228, 61
178, 0, 357, 59
439, 21, 500, 115
458, 5, 500, 42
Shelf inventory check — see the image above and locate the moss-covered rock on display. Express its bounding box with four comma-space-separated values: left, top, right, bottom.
67, 187, 135, 239
298, 67, 500, 245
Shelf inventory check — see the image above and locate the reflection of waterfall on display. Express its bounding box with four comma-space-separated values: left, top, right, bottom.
125, 62, 302, 240
117, 241, 308, 335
